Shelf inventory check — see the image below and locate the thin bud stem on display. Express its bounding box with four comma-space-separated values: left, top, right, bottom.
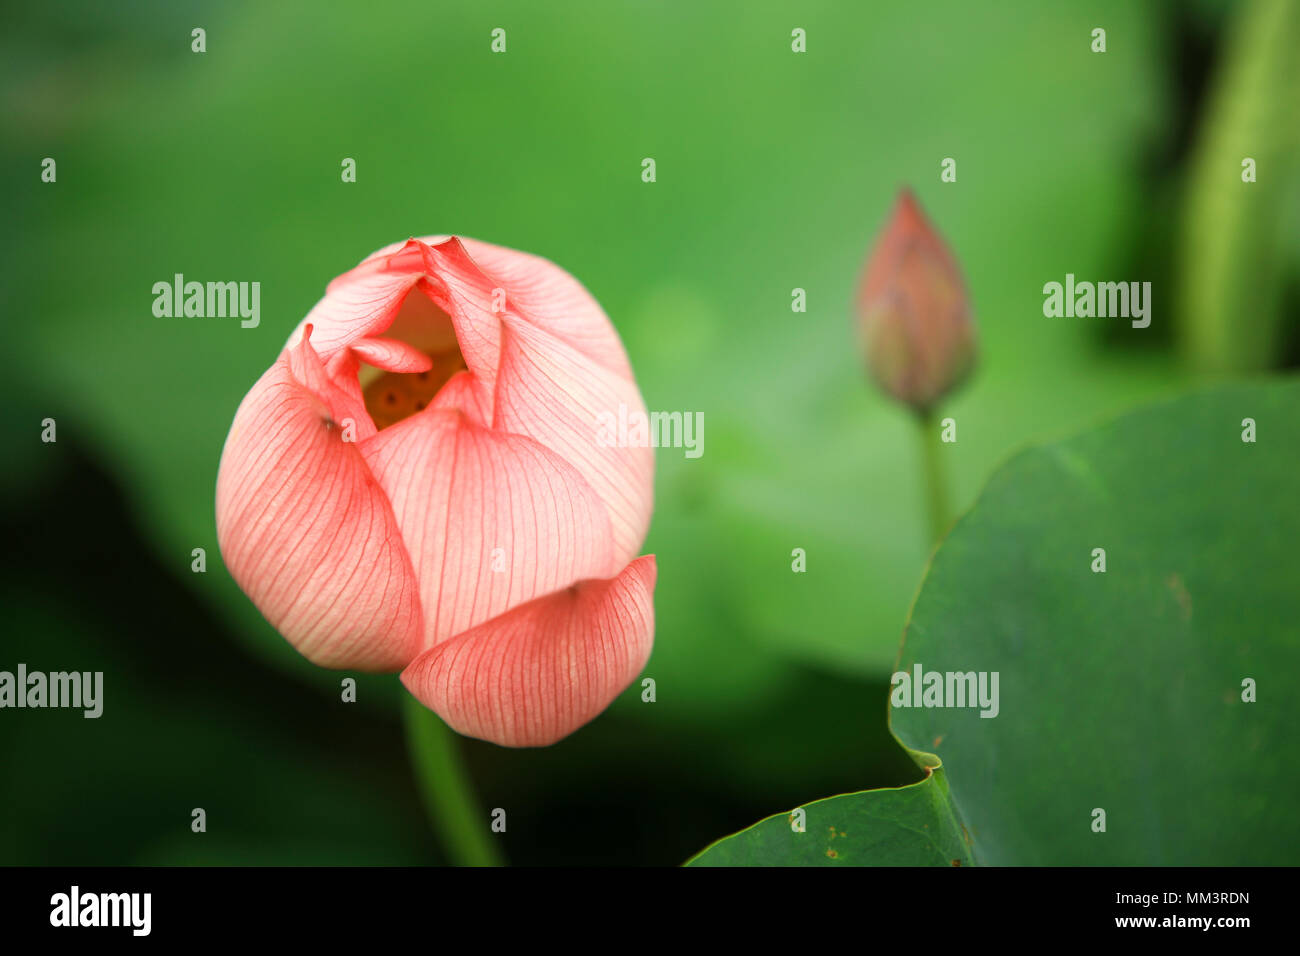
915, 409, 951, 546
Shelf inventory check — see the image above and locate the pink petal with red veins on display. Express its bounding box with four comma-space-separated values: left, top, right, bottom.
285, 325, 376, 442
361, 408, 618, 650
285, 235, 654, 559
349, 336, 435, 374
493, 313, 654, 565
216, 328, 423, 670
412, 237, 653, 560
299, 244, 425, 358
413, 238, 505, 419
430, 369, 492, 423
440, 236, 635, 379
401, 555, 657, 747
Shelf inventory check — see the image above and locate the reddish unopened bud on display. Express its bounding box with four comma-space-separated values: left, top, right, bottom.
855, 189, 976, 413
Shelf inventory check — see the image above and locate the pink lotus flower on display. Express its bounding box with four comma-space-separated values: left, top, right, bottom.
216, 237, 656, 747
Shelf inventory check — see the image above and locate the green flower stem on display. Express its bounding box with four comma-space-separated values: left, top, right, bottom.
402, 695, 504, 867
915, 410, 951, 546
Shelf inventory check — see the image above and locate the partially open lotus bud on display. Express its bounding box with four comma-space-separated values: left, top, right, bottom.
856, 189, 976, 413
215, 236, 656, 747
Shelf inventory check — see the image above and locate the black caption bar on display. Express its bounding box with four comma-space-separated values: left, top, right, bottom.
0, 866, 1276, 943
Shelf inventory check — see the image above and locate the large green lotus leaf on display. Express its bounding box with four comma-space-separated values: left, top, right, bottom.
688, 750, 973, 867
4, 0, 1171, 704
690, 380, 1300, 864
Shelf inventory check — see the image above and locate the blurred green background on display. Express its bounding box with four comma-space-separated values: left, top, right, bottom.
1, 0, 1296, 865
